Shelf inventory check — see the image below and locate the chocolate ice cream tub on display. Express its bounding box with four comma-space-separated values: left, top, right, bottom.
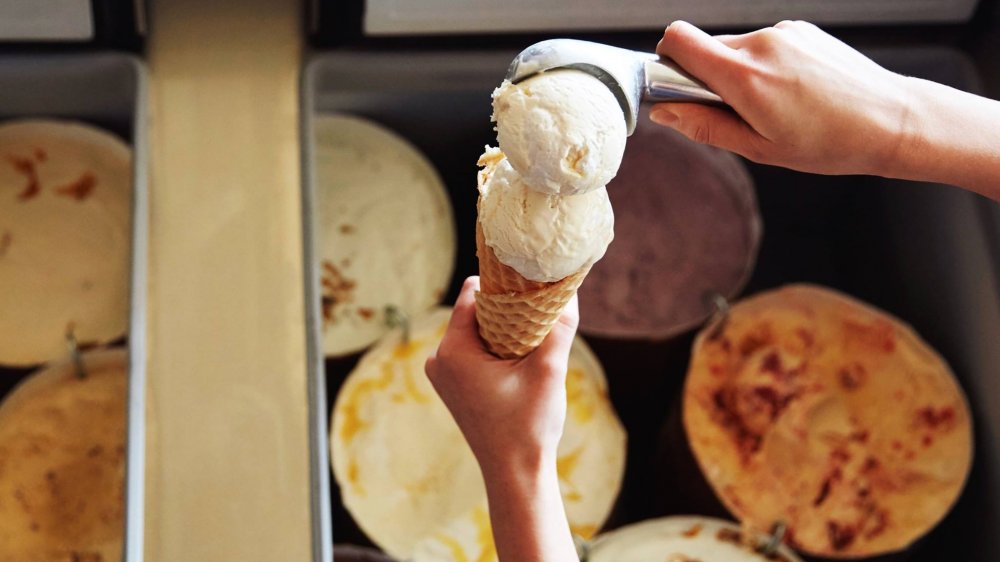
578, 108, 761, 341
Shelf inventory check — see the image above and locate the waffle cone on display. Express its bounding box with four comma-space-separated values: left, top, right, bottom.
475, 218, 590, 359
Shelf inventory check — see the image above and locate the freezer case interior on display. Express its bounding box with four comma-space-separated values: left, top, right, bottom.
303, 46, 999, 561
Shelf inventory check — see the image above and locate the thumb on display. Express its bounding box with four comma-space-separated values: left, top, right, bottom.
650, 102, 762, 158
531, 294, 579, 371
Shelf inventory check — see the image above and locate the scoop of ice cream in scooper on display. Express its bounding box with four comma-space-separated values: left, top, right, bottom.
506, 38, 725, 129
496, 38, 726, 196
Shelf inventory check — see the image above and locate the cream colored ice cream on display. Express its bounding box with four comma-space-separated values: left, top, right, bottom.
492, 71, 626, 196
477, 146, 613, 283
313, 114, 456, 357
0, 120, 131, 366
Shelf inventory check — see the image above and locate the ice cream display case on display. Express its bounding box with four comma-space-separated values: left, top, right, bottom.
0, 53, 147, 561
8, 4, 999, 562
301, 38, 1000, 562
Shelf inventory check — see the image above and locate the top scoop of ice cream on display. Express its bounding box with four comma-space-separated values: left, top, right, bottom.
478, 147, 614, 282
492, 71, 626, 196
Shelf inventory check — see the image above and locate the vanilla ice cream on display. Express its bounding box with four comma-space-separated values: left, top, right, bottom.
492, 71, 626, 196
313, 114, 456, 357
0, 120, 131, 366
477, 147, 613, 283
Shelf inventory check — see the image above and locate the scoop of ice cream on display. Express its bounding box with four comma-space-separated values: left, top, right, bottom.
492, 71, 626, 196
477, 147, 613, 283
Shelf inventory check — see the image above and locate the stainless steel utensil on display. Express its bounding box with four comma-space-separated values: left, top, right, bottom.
506, 38, 726, 135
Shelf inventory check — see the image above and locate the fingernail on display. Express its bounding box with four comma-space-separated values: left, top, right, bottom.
666, 20, 691, 35
650, 108, 678, 126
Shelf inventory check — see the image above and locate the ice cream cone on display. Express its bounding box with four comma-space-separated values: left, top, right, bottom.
475, 217, 590, 359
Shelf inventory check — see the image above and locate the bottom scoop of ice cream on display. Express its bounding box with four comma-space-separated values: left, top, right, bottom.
477, 147, 614, 283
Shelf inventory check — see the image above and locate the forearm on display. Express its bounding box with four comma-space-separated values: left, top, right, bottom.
888, 76, 1000, 200
481, 452, 578, 562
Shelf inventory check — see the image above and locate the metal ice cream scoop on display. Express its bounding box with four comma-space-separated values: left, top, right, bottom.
506, 38, 726, 135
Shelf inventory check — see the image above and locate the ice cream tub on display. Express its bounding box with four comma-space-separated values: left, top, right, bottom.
0, 53, 148, 562
577, 108, 761, 341
583, 515, 804, 562
656, 284, 974, 562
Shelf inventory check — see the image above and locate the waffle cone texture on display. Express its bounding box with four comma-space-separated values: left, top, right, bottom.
475, 217, 589, 359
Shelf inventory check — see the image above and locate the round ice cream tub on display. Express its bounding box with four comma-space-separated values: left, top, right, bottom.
584, 515, 803, 562
0, 347, 127, 561
578, 110, 761, 341
0, 119, 132, 367
312, 113, 457, 358
677, 284, 973, 560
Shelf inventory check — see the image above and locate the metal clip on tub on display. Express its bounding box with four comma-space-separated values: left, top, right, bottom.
385, 305, 411, 344
506, 38, 726, 135
705, 292, 731, 340
759, 520, 788, 557
65, 326, 87, 379
573, 533, 591, 561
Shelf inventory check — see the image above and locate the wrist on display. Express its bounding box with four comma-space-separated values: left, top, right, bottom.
477, 445, 579, 562
479, 446, 559, 496
868, 73, 923, 179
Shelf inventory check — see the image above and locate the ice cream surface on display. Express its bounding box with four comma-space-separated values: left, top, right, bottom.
0, 119, 131, 366
492, 70, 626, 195
313, 114, 456, 358
587, 517, 803, 562
684, 285, 972, 558
0, 349, 127, 561
477, 146, 613, 283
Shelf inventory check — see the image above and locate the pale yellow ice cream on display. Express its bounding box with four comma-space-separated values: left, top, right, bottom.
477, 146, 613, 283
492, 71, 626, 196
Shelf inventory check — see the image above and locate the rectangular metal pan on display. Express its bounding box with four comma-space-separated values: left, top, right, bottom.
0, 52, 148, 562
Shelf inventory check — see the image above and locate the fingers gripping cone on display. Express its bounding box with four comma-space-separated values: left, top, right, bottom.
474, 209, 590, 360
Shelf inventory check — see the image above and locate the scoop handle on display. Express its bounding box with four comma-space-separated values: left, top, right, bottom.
643, 57, 727, 106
